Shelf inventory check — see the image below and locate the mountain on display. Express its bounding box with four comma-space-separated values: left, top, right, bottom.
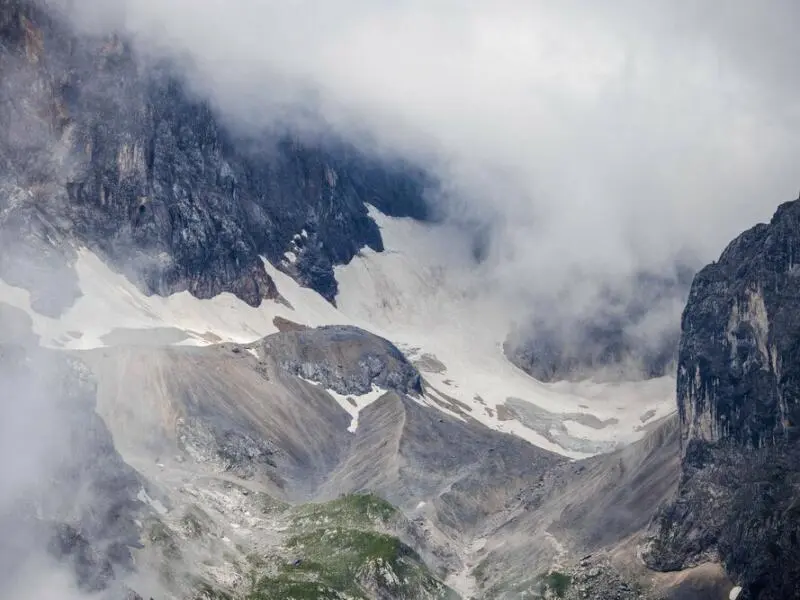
1, 1, 798, 599
642, 200, 800, 600
0, 0, 429, 315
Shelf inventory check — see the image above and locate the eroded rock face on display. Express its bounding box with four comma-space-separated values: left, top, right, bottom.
257, 325, 422, 396
644, 200, 800, 600
677, 200, 800, 449
0, 0, 430, 314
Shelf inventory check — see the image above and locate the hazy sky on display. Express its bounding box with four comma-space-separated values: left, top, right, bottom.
55, 0, 800, 302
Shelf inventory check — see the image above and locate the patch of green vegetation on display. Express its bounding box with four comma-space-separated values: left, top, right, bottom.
291, 493, 399, 531
283, 528, 412, 592
244, 525, 454, 599
541, 571, 571, 598
246, 578, 351, 600
235, 494, 455, 599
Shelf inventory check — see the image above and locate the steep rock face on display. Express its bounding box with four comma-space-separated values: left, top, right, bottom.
677, 200, 800, 448
256, 325, 423, 396
644, 200, 800, 600
0, 0, 430, 313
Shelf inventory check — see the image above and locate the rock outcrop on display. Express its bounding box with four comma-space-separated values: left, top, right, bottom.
643, 200, 800, 600
256, 325, 423, 396
676, 200, 800, 448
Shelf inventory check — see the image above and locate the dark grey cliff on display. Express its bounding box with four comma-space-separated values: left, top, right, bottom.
677, 200, 800, 448
643, 200, 800, 600
0, 0, 430, 314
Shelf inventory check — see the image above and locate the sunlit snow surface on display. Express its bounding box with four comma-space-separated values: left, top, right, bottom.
0, 207, 675, 457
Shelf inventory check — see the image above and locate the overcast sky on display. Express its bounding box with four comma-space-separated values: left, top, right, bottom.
55, 0, 800, 302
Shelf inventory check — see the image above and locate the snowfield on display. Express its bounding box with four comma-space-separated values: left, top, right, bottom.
0, 205, 676, 458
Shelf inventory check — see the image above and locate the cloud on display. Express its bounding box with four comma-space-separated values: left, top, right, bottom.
48, 0, 800, 326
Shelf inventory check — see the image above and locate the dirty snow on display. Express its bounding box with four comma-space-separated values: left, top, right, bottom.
0, 205, 675, 458
334, 206, 677, 457
137, 488, 168, 516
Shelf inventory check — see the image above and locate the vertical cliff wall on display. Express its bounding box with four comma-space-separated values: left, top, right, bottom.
644, 199, 800, 600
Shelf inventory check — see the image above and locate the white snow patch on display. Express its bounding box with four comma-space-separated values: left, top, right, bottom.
0, 250, 351, 350
299, 377, 387, 433
562, 419, 614, 442
333, 205, 676, 457
334, 387, 388, 433
137, 488, 168, 516
283, 251, 297, 264
730, 586, 742, 600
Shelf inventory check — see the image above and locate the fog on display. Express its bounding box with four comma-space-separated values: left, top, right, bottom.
51, 0, 800, 293
44, 0, 800, 378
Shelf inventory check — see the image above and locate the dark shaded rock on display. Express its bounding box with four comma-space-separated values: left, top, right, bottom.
505, 268, 695, 382
677, 200, 800, 448
257, 325, 422, 396
643, 199, 800, 600
48, 523, 115, 593
0, 0, 432, 314
644, 441, 800, 600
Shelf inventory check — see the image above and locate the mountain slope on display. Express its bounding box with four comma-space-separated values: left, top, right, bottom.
74, 324, 561, 598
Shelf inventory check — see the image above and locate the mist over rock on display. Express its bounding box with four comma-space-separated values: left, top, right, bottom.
0, 342, 144, 597
504, 268, 694, 382
643, 199, 800, 600
256, 325, 423, 396
0, 0, 431, 313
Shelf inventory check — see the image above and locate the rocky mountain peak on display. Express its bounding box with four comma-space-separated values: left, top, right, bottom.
678, 199, 800, 450
643, 198, 800, 600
